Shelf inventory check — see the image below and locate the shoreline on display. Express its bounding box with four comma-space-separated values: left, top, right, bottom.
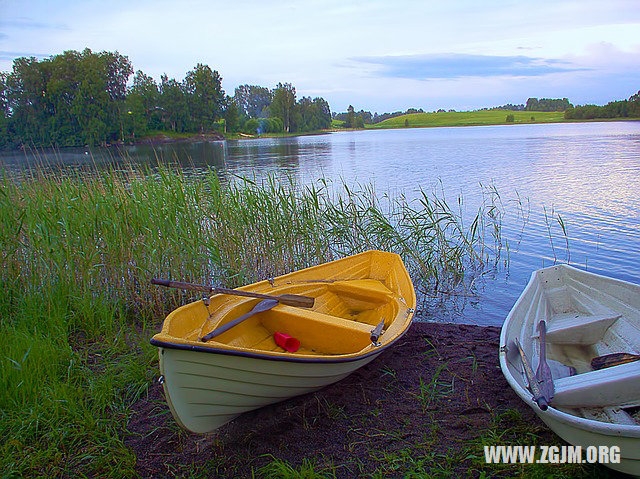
124, 321, 610, 478
5, 117, 639, 152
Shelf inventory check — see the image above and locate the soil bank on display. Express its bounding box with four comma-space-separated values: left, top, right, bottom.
124, 322, 611, 478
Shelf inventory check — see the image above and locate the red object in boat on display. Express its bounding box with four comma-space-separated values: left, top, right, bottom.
274, 332, 300, 352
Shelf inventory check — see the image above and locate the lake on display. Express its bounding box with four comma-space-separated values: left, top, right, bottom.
3, 121, 640, 326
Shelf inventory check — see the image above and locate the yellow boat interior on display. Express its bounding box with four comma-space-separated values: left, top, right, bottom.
152, 251, 416, 359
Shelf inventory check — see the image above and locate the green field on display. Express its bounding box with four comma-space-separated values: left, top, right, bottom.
368, 110, 566, 129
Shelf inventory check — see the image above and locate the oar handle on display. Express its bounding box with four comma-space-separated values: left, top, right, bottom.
514, 338, 550, 410
151, 278, 212, 293
535, 396, 549, 411
538, 320, 547, 359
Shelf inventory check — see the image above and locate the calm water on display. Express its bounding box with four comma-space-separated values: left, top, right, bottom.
3, 121, 640, 326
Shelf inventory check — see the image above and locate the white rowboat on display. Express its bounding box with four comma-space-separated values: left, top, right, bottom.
499, 264, 640, 476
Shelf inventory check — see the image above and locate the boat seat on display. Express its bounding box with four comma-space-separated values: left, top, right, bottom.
546, 312, 622, 345
552, 361, 640, 408
259, 305, 375, 355
327, 279, 394, 311
329, 279, 393, 302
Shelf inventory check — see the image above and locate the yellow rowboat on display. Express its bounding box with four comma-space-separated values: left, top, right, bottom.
151, 250, 416, 433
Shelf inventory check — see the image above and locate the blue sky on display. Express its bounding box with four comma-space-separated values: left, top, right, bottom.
1, 0, 639, 112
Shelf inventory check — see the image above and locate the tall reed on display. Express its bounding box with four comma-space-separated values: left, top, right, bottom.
0, 164, 503, 476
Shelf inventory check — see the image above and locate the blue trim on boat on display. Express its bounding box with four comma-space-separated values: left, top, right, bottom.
150, 324, 411, 364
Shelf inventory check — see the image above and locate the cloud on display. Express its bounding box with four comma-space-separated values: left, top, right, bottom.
0, 51, 50, 61
0, 17, 69, 31
351, 53, 587, 80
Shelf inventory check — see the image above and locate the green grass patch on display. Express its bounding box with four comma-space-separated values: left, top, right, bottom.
368, 110, 566, 129
255, 456, 336, 479
141, 129, 199, 140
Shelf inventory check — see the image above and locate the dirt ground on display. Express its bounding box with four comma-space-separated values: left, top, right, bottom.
123, 322, 598, 478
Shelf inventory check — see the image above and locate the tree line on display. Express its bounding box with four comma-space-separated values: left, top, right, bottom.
333, 107, 427, 126
525, 98, 573, 111
232, 82, 331, 134
0, 49, 332, 148
564, 91, 640, 120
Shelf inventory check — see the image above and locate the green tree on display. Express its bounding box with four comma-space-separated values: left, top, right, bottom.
45, 51, 83, 145
126, 70, 159, 137
71, 51, 112, 145
344, 105, 355, 128
223, 96, 241, 133
505, 114, 515, 122
234, 84, 272, 119
159, 74, 189, 132
0, 72, 11, 147
628, 90, 640, 117
308, 97, 331, 130
4, 48, 132, 146
5, 56, 49, 144
184, 63, 225, 132
269, 82, 296, 132
525, 98, 539, 111
526, 97, 572, 112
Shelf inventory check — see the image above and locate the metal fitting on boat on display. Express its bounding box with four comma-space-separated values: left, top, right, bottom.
158, 375, 165, 385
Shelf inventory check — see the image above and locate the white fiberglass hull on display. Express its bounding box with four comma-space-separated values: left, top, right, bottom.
499, 265, 640, 476
158, 347, 380, 434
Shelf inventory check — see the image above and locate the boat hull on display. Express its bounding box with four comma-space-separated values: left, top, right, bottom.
535, 409, 640, 476
158, 346, 380, 434
499, 265, 640, 476
152, 250, 416, 433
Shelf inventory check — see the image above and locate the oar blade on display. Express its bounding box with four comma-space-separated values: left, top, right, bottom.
536, 320, 555, 402
591, 353, 640, 370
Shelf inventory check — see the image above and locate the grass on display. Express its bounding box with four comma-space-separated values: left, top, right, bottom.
416, 364, 455, 412
256, 456, 336, 479
468, 409, 613, 478
251, 404, 614, 479
367, 110, 566, 129
0, 162, 506, 477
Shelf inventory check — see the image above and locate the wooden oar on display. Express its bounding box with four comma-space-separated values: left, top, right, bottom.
201, 299, 278, 342
370, 318, 385, 345
513, 337, 550, 410
151, 278, 314, 308
591, 353, 640, 370
536, 320, 555, 404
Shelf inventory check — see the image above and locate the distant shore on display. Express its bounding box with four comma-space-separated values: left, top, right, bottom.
7, 115, 640, 152
141, 114, 640, 145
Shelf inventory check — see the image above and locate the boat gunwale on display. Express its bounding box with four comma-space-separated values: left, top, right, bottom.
151, 324, 411, 364
499, 264, 640, 438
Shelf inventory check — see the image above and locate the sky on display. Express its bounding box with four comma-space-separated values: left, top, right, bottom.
1, 0, 639, 113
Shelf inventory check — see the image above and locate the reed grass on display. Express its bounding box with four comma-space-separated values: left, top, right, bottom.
0, 164, 505, 476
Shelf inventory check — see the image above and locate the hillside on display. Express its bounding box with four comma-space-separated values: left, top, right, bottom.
368, 110, 565, 129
